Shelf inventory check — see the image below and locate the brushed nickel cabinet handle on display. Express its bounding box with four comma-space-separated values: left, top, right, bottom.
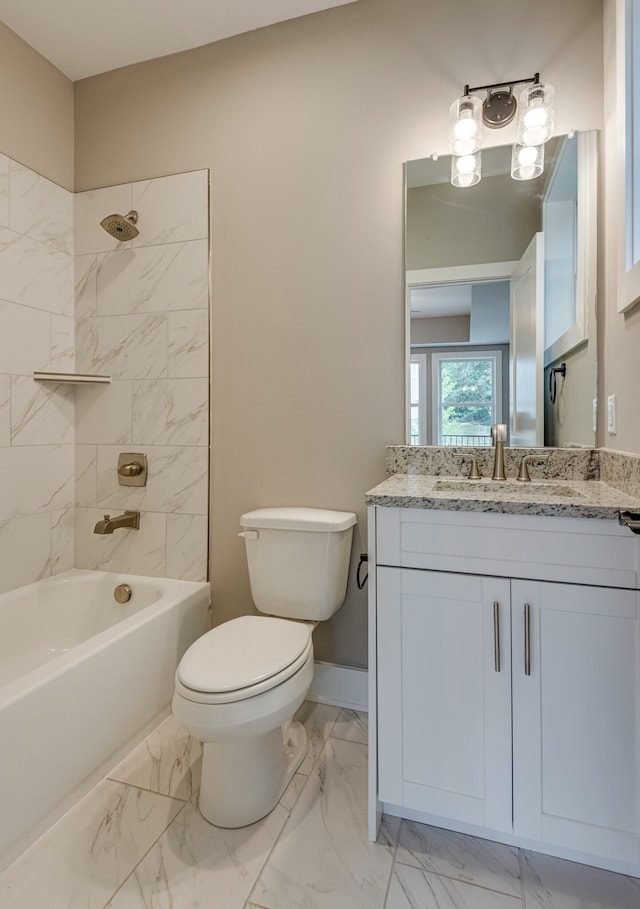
524, 602, 531, 676
493, 601, 501, 672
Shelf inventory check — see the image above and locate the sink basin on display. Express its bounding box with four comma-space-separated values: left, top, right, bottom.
433, 480, 577, 497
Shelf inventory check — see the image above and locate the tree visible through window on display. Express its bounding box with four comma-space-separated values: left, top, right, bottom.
433, 352, 501, 445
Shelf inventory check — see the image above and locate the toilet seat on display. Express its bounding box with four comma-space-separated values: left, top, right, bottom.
176, 615, 313, 705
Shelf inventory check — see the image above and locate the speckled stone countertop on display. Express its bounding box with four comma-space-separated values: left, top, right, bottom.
365, 474, 640, 520
365, 446, 640, 520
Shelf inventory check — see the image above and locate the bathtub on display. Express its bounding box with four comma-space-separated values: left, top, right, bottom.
0, 569, 210, 871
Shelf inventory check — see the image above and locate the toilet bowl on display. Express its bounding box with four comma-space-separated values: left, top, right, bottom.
172, 507, 356, 828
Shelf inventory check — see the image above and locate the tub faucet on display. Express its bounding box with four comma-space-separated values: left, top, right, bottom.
93, 511, 140, 534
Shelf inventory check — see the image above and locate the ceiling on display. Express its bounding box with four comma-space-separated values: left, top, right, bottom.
0, 0, 359, 81
410, 285, 474, 320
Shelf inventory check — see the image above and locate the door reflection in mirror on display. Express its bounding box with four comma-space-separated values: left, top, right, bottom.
405, 131, 597, 448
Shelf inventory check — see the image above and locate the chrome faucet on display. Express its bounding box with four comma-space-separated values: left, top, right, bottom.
491, 424, 507, 481
93, 510, 140, 534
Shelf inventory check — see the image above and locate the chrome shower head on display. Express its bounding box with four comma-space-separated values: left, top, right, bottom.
99, 210, 139, 241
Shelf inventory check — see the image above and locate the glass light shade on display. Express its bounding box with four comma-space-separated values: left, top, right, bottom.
511, 142, 544, 180
451, 151, 481, 188
449, 94, 483, 156
516, 81, 555, 146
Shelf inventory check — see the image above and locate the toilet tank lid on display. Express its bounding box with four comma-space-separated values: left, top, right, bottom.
240, 507, 357, 532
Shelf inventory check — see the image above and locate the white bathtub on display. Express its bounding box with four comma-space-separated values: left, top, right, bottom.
0, 569, 210, 871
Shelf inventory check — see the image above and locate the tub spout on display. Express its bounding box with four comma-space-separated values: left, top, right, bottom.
93, 511, 140, 534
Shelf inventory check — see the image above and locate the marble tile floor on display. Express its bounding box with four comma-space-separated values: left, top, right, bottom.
1, 702, 639, 909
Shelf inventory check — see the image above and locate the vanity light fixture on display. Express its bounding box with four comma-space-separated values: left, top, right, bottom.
449, 73, 555, 187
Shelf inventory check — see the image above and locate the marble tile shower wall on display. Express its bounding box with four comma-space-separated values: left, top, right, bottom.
73, 170, 210, 581
0, 154, 75, 595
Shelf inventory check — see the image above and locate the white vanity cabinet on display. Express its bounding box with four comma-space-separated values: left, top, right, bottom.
369, 505, 640, 876
511, 579, 639, 865
377, 566, 513, 831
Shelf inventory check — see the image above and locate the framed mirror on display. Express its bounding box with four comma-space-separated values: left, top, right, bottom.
405, 130, 598, 448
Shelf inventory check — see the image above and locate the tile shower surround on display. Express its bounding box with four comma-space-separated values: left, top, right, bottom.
0, 157, 210, 593
0, 154, 75, 593
1, 704, 638, 908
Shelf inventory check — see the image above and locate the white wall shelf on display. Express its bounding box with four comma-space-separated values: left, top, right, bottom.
33, 371, 111, 385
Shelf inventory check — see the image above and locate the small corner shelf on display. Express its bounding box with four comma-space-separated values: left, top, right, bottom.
33, 371, 111, 385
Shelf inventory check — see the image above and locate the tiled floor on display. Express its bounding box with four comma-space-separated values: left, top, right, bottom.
1, 702, 639, 908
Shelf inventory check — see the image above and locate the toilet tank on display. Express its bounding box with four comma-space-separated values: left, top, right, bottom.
239, 507, 357, 621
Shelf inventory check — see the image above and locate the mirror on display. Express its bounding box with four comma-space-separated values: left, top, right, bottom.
405, 131, 598, 448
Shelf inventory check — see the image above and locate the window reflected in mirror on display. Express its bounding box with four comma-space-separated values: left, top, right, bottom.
405, 131, 598, 448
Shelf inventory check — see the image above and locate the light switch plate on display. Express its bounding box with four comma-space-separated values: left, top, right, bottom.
607, 394, 617, 434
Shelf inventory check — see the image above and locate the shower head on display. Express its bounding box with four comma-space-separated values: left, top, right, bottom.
100, 210, 139, 241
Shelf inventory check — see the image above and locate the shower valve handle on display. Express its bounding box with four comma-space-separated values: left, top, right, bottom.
118, 461, 143, 477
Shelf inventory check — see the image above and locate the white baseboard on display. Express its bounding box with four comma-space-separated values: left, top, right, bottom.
307, 661, 368, 712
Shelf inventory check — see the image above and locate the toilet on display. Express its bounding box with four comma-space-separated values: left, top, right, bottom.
172, 506, 357, 828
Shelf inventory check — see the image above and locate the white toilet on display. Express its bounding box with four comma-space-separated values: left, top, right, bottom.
172, 506, 357, 828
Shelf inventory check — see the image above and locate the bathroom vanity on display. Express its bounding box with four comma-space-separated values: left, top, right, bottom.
366, 454, 640, 878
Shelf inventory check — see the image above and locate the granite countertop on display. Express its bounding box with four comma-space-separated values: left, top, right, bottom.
365, 474, 640, 520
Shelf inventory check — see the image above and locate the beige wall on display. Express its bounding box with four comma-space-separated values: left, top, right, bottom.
71, 0, 604, 669
544, 343, 598, 448
411, 315, 470, 345
406, 176, 542, 270
0, 22, 74, 189
73, 0, 604, 668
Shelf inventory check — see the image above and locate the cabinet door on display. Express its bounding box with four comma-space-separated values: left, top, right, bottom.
377, 567, 512, 831
512, 581, 640, 865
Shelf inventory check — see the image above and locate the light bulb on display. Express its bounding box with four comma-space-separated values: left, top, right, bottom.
454, 115, 478, 142
452, 136, 477, 156
449, 94, 482, 156
511, 142, 544, 180
516, 81, 554, 147
521, 125, 549, 146
524, 106, 548, 129
456, 155, 477, 175
451, 151, 481, 187
517, 146, 538, 167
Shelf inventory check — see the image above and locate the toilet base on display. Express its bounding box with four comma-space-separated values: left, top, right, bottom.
198, 719, 307, 827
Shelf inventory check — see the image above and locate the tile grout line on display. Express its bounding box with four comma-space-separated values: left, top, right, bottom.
391, 828, 526, 906
97, 788, 191, 909
392, 860, 526, 902
104, 775, 194, 803
518, 847, 528, 908
241, 791, 301, 909
382, 817, 403, 909
243, 708, 342, 909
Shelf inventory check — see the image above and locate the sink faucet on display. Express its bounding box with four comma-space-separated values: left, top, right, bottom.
452, 452, 482, 479
516, 453, 549, 482
93, 510, 141, 534
491, 424, 507, 481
